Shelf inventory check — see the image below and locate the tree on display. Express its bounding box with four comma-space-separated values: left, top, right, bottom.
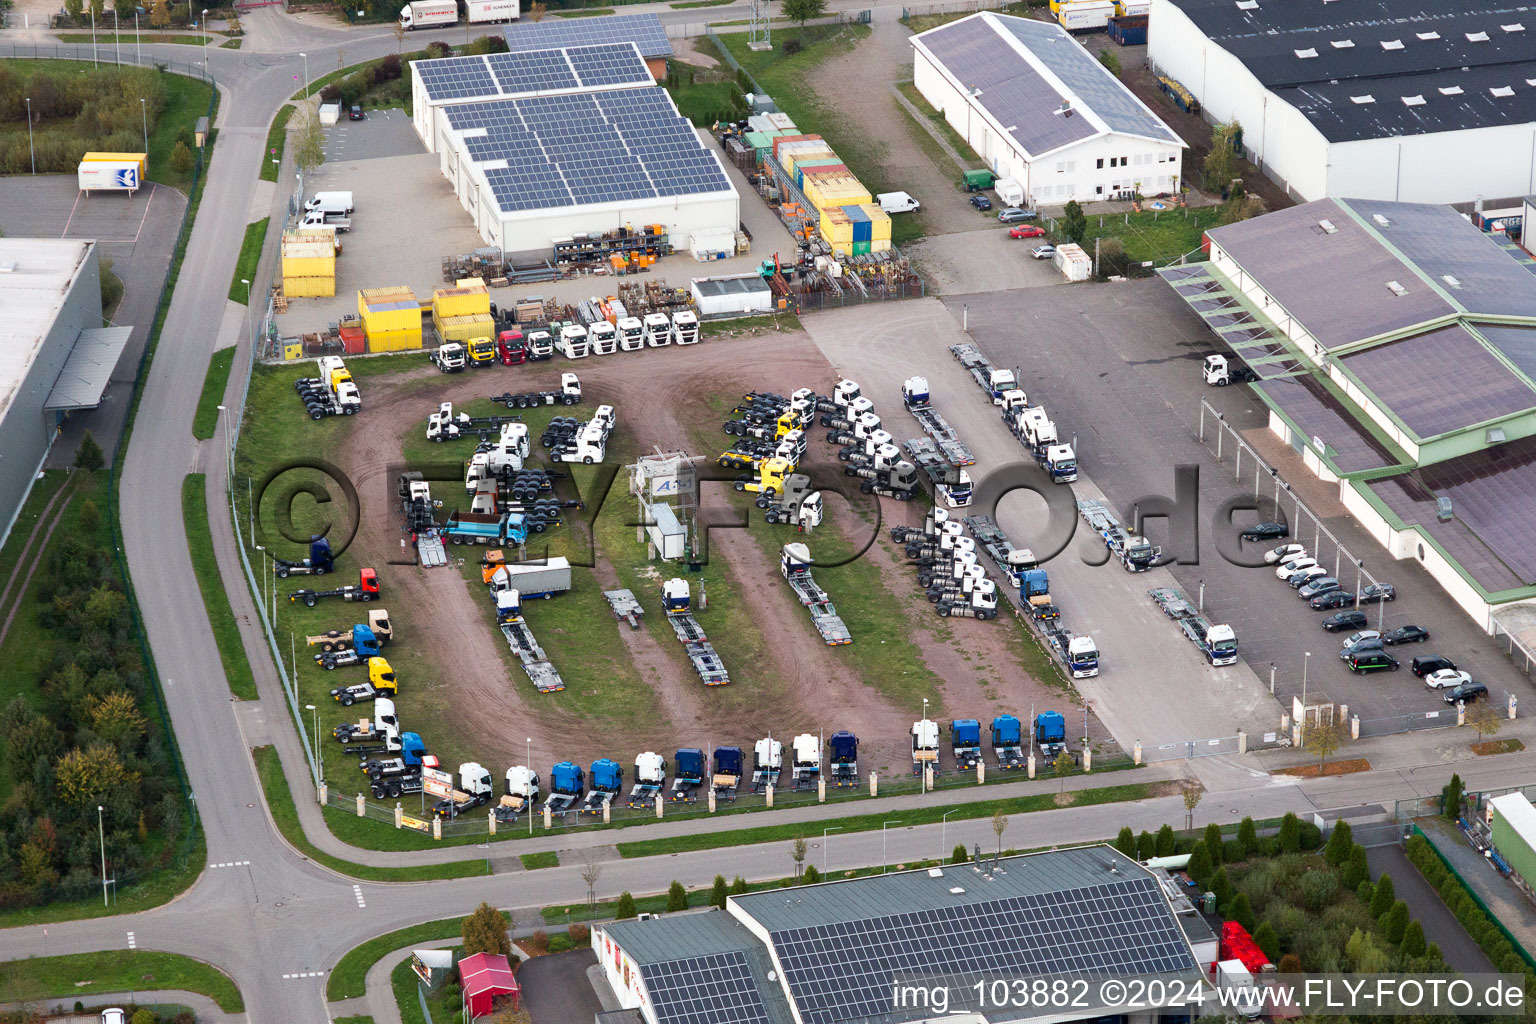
1062, 200, 1087, 246
666, 880, 687, 912
1053, 751, 1072, 793
1183, 782, 1203, 831
1442, 773, 1465, 820
149, 0, 170, 26
1370, 873, 1395, 918
1382, 900, 1409, 944
1209, 866, 1232, 909
1186, 843, 1211, 887
791, 836, 807, 880
730, 876, 748, 895
1155, 824, 1176, 857
1137, 830, 1156, 860
710, 875, 729, 909
1303, 718, 1345, 774
1227, 891, 1255, 933
1237, 817, 1258, 858
89, 691, 148, 749
77, 497, 101, 536
802, 864, 821, 885
1400, 919, 1426, 957
1202, 120, 1241, 192
1277, 812, 1300, 853
1252, 921, 1279, 961
782, 0, 826, 26
1115, 827, 1136, 857
1342, 845, 1370, 890
527, 0, 545, 18
1467, 701, 1503, 744
54, 744, 138, 805
1324, 820, 1354, 866
169, 140, 193, 175
74, 432, 104, 472
1203, 823, 1224, 865
461, 902, 510, 958
580, 855, 601, 910
615, 892, 637, 919
293, 105, 326, 179
392, 20, 406, 52
992, 809, 1009, 856
1277, 953, 1301, 974
1097, 48, 1121, 76
951, 844, 967, 864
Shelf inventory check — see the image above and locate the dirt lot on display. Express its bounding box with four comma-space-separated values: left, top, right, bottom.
284, 325, 1098, 778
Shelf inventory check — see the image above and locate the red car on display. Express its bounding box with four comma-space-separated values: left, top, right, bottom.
1008, 225, 1046, 239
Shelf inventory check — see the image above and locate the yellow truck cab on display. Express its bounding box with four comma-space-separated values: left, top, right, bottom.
466, 336, 497, 366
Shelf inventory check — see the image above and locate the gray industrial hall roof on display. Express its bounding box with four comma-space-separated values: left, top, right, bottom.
0, 238, 93, 421
501, 12, 672, 59
1161, 0, 1536, 141
1253, 375, 1400, 474
913, 13, 1182, 159
45, 326, 130, 412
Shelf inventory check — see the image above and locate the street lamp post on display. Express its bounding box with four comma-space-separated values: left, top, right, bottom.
241, 278, 251, 304
201, 9, 208, 68
135, 9, 141, 62
97, 805, 108, 906
112, 8, 121, 65
822, 826, 842, 874
882, 821, 901, 874
255, 545, 267, 621
299, 51, 310, 102
1300, 652, 1310, 743
140, 97, 148, 153
941, 808, 958, 859
216, 404, 231, 476
526, 737, 533, 836
91, 3, 98, 65
306, 704, 320, 787
25, 98, 35, 175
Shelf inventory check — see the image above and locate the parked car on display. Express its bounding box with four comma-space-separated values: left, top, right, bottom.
349, 104, 365, 120
1265, 543, 1307, 565
1030, 244, 1056, 260
1276, 556, 1318, 580
1008, 224, 1046, 239
1298, 577, 1342, 600
1347, 651, 1399, 674
101, 1011, 126, 1024
1322, 610, 1367, 633
1358, 583, 1397, 603
1411, 654, 1457, 678
1382, 625, 1429, 645
1288, 565, 1331, 588
1311, 590, 1356, 609
1243, 521, 1290, 541
969, 195, 993, 211
1445, 681, 1489, 705
1425, 668, 1473, 690
1341, 629, 1382, 649
997, 207, 1037, 223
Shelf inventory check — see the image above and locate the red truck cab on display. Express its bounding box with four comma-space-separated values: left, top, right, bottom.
497, 329, 526, 365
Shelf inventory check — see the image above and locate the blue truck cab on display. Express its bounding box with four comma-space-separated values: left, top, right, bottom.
829, 731, 859, 786
990, 715, 1024, 768
951, 719, 982, 770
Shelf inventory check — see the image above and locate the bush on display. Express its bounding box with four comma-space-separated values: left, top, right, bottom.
730, 876, 748, 895
1400, 919, 1425, 957
952, 844, 967, 864
1227, 891, 1255, 932
567, 923, 589, 945
527, 930, 548, 953
1277, 813, 1300, 853
1137, 830, 1156, 860
426, 40, 452, 58
1341, 845, 1369, 890
666, 880, 687, 912
802, 865, 821, 884
1298, 871, 1338, 912
1186, 844, 1212, 887
1381, 900, 1409, 944
1115, 828, 1136, 857
1209, 867, 1231, 909
1237, 817, 1257, 857
782, 36, 802, 55
1203, 823, 1224, 864
1252, 921, 1279, 961
711, 875, 729, 909
1276, 953, 1301, 974
169, 140, 193, 175
319, 83, 342, 104
1222, 840, 1245, 863
1443, 773, 1465, 819
1155, 824, 1175, 856
1299, 821, 1323, 848
615, 892, 636, 919
1324, 821, 1354, 866
1369, 874, 1395, 918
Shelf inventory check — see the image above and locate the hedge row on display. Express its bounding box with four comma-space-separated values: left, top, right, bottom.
1404, 832, 1536, 978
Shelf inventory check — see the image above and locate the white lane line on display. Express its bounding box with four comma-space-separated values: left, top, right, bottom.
280, 971, 328, 979
127, 931, 136, 949
352, 884, 366, 908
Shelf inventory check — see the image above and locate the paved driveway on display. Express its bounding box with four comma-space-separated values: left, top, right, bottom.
519, 948, 602, 1024
1366, 843, 1494, 973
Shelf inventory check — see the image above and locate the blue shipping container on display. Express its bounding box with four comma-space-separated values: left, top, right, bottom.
1108, 13, 1147, 44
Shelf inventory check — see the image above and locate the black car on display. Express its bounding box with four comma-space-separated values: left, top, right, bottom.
1383, 625, 1429, 645
969, 195, 993, 211
1311, 590, 1356, 609
1347, 651, 1399, 674
1322, 610, 1368, 633
349, 104, 365, 120
1358, 583, 1397, 603
1241, 522, 1289, 541
1411, 654, 1457, 677
1445, 681, 1489, 705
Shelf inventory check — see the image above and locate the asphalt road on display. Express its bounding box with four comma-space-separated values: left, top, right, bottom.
5, 10, 1536, 1024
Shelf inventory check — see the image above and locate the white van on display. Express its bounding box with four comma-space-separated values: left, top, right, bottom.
876, 191, 921, 214
304, 191, 354, 215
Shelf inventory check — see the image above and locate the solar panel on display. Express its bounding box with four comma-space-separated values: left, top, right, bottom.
501, 12, 672, 59
567, 42, 652, 88
1479, 324, 1536, 382
640, 951, 770, 1024
416, 54, 499, 102
768, 876, 1197, 1024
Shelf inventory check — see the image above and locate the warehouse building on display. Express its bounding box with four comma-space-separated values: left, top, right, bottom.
593, 846, 1214, 1024
1162, 198, 1536, 632
501, 12, 672, 79
1148, 0, 1536, 204
410, 40, 737, 259
0, 238, 129, 546
1489, 792, 1536, 891
912, 12, 1185, 207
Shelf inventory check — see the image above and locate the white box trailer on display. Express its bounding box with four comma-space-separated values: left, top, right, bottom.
645, 503, 687, 560
1057, 0, 1115, 31
400, 0, 457, 28
466, 0, 517, 22
1053, 242, 1093, 282
77, 160, 141, 194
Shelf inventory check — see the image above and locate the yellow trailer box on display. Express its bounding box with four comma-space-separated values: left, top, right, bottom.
433, 282, 491, 320
81, 151, 147, 177
284, 275, 336, 298
284, 227, 341, 254
283, 340, 304, 361
367, 327, 424, 352
434, 312, 495, 343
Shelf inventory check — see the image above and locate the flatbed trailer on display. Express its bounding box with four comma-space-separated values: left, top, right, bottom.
781, 545, 852, 645
604, 589, 644, 630
907, 405, 974, 467
501, 620, 565, 692
905, 438, 973, 507
962, 514, 1036, 586
665, 612, 731, 684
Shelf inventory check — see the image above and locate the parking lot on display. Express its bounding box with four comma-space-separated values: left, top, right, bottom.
947, 278, 1534, 727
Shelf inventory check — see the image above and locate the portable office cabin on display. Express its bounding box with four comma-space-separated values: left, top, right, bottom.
692, 274, 773, 316
645, 502, 687, 559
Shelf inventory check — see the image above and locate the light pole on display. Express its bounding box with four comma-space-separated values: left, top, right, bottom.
216, 404, 231, 475
1354, 560, 1363, 610
255, 544, 267, 620
201, 9, 208, 68
306, 704, 320, 787
526, 737, 533, 836
883, 821, 901, 874
135, 9, 141, 62
822, 826, 841, 874
90, 3, 98, 65
25, 98, 34, 175
97, 805, 108, 906
941, 809, 957, 860
113, 7, 121, 64
299, 51, 310, 102
240, 278, 251, 304
1300, 652, 1310, 743
139, 97, 148, 153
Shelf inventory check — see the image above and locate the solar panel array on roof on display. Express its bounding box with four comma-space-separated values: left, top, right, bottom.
417, 54, 501, 102
418, 44, 651, 103
444, 87, 729, 212
1253, 376, 1399, 473
1479, 325, 1536, 382
501, 12, 672, 59
768, 876, 1197, 1024
639, 951, 770, 1024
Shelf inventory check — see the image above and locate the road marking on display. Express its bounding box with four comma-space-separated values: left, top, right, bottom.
131, 183, 156, 247
211, 860, 252, 868
281, 971, 327, 979
60, 189, 83, 238
127, 931, 136, 949
352, 884, 366, 908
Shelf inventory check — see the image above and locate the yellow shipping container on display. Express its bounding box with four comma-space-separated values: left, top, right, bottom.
284, 227, 341, 254
784, 143, 836, 174
804, 173, 871, 213
858, 203, 893, 241
284, 275, 336, 298
871, 238, 893, 253
434, 312, 495, 343
359, 286, 421, 334
819, 207, 854, 245
433, 282, 491, 320
367, 327, 424, 352
282, 256, 336, 278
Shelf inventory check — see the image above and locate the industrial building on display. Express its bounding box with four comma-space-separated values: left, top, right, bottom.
1489, 792, 1536, 891
1148, 0, 1536, 204
593, 846, 1215, 1024
912, 12, 1185, 207
501, 12, 672, 79
409, 37, 738, 260
1162, 198, 1536, 632
0, 238, 129, 546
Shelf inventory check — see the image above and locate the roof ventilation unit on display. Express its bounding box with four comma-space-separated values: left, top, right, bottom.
1416, 31, 1440, 39
1487, 427, 1507, 444
1235, 0, 1257, 8
1437, 497, 1454, 521
1331, 38, 1354, 48
1491, 86, 1515, 97
1381, 38, 1404, 50
1502, 23, 1525, 32
1372, 213, 1391, 226
1439, 85, 1464, 95
1386, 280, 1408, 296
1318, 218, 1338, 233
1466, 30, 1490, 41
1294, 47, 1318, 58
1351, 95, 1375, 104
1442, 274, 1462, 288
1402, 94, 1426, 106
949, 886, 966, 894
928, 867, 944, 877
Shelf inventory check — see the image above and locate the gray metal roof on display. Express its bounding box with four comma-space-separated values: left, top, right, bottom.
1252, 375, 1400, 474
694, 276, 771, 298
914, 13, 1180, 159
0, 239, 93, 421
45, 326, 131, 412
603, 912, 795, 1024
501, 13, 672, 59
604, 910, 761, 967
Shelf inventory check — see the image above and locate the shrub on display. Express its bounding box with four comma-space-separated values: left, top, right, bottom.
380, 53, 402, 80
1115, 827, 1136, 857
666, 880, 687, 912
951, 844, 967, 864
1186, 844, 1212, 887
1227, 891, 1255, 932
1298, 871, 1338, 912
1341, 845, 1369, 890
1323, 821, 1353, 866
567, 923, 589, 945
1137, 830, 1156, 860
1222, 840, 1246, 863
730, 876, 748, 895
782, 36, 802, 55
1370, 874, 1395, 918
1237, 817, 1257, 857
1209, 867, 1232, 909
1382, 900, 1409, 944
1252, 921, 1279, 962
615, 892, 636, 919
1356, 880, 1373, 904
1400, 919, 1425, 957
169, 140, 193, 175
1276, 953, 1301, 974
527, 930, 548, 952
1204, 823, 1225, 864
1443, 773, 1465, 819
319, 83, 342, 104
802, 865, 821, 884
1155, 824, 1175, 856
711, 875, 729, 908
1299, 821, 1323, 848
1277, 813, 1300, 853
426, 40, 452, 58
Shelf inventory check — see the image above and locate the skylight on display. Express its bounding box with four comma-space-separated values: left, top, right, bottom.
1416, 31, 1440, 40
1442, 274, 1462, 289
1294, 47, 1318, 58
1466, 31, 1489, 41
1439, 85, 1463, 95
1331, 38, 1354, 48
1502, 23, 1525, 32
1491, 85, 1516, 97
1350, 94, 1375, 104
1234, 0, 1257, 9
1318, 219, 1338, 234
1402, 94, 1426, 106
1381, 39, 1405, 50
1372, 213, 1391, 226
1386, 281, 1407, 296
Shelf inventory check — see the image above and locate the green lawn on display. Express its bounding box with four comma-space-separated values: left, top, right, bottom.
555, 7, 617, 15
392, 958, 429, 1024
253, 745, 491, 881
0, 469, 70, 589
895, 80, 985, 174
182, 474, 259, 700
260, 104, 295, 183
229, 217, 268, 304
1074, 205, 1223, 265
192, 346, 237, 440
0, 828, 205, 930
0, 952, 242, 1012
520, 851, 559, 870
616, 781, 1153, 857
328, 914, 503, 1000
666, 78, 748, 126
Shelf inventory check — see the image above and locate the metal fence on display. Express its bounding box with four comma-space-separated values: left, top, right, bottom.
1355, 708, 1459, 739
0, 40, 214, 79
1138, 731, 1288, 763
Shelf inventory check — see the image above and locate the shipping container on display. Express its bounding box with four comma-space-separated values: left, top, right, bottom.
1057, 0, 1114, 32
367, 326, 425, 352
770, 134, 820, 160
1107, 12, 1147, 43
819, 206, 853, 247
285, 275, 336, 298
766, 112, 797, 132
81, 151, 147, 177
339, 325, 367, 355
466, 0, 517, 21
691, 274, 773, 316
1053, 242, 1093, 282
435, 312, 495, 342
858, 204, 893, 240
794, 157, 847, 187
281, 240, 337, 278
77, 160, 141, 193
360, 287, 421, 334
783, 143, 836, 174
1113, 0, 1147, 15
433, 281, 491, 319
746, 114, 776, 133
284, 226, 341, 254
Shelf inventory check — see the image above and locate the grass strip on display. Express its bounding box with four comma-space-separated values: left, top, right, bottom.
520, 851, 559, 870
616, 782, 1152, 858
671, 0, 734, 7
253, 745, 491, 881
0, 952, 242, 1013
228, 217, 268, 304
57, 31, 206, 43
260, 104, 295, 183
328, 914, 505, 1000
555, 7, 616, 14
181, 475, 258, 700
191, 347, 237, 440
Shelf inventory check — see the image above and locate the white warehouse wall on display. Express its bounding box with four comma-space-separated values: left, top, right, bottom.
1329, 124, 1536, 204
